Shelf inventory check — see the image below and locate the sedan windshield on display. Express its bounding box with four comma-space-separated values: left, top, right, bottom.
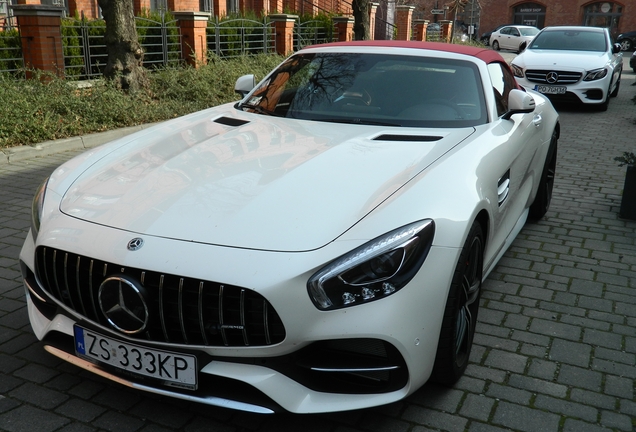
528, 29, 607, 52
238, 53, 487, 128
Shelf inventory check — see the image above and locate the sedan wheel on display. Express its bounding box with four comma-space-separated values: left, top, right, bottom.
431, 222, 483, 385
619, 39, 633, 51
492, 40, 500, 51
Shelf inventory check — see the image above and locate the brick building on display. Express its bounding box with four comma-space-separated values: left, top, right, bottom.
424, 1, 635, 41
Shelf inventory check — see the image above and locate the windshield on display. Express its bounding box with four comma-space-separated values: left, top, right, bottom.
529, 29, 607, 51
238, 53, 487, 128
519, 28, 539, 36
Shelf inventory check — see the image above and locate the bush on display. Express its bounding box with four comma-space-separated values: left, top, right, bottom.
0, 54, 285, 148
0, 29, 23, 75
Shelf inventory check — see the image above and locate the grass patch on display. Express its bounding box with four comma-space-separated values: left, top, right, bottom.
0, 53, 285, 149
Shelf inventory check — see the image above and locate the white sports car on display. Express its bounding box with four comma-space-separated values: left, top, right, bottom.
20, 41, 560, 414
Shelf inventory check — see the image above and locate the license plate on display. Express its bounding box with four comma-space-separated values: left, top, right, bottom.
536, 85, 566, 94
74, 325, 197, 390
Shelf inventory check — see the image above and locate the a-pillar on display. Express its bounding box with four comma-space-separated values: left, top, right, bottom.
412, 19, 428, 42
368, 2, 378, 40
269, 14, 297, 56
395, 5, 414, 41
333, 16, 354, 42
11, 4, 65, 79
439, 20, 453, 42
173, 12, 210, 67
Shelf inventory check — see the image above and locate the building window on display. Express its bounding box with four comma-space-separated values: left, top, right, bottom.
513, 3, 545, 28
200, 0, 212, 12
151, 0, 168, 12
583, 2, 622, 38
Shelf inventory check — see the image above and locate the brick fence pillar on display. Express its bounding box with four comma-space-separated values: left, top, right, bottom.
11, 4, 65, 79
395, 5, 414, 41
412, 19, 428, 42
332, 16, 354, 42
269, 14, 297, 56
368, 2, 378, 40
173, 11, 210, 67
439, 19, 452, 42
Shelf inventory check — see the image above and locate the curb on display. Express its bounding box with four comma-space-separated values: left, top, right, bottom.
0, 124, 154, 165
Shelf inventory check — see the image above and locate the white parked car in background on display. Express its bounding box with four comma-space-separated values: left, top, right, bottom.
21, 41, 560, 414
490, 25, 540, 52
511, 26, 623, 111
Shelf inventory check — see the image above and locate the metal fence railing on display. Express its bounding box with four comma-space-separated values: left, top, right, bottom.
207, 18, 276, 58
0, 16, 23, 75
60, 15, 182, 80
295, 20, 336, 50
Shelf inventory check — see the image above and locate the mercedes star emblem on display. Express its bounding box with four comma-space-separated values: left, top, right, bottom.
546, 71, 559, 84
127, 237, 144, 251
98, 276, 149, 334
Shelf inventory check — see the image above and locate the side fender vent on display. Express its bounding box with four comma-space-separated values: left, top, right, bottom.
374, 134, 442, 142
214, 117, 250, 127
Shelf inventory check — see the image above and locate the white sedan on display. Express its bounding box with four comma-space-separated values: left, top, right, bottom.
511, 26, 623, 111
490, 25, 539, 52
20, 41, 560, 414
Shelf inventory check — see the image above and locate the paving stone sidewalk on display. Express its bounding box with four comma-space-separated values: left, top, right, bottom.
1, 62, 635, 432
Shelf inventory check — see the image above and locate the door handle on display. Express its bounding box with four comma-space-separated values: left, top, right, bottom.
532, 114, 542, 127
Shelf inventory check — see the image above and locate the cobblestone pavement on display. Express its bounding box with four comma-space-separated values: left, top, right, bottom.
1, 61, 635, 432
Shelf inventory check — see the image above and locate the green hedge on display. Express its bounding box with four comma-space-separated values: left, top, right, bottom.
0, 28, 23, 76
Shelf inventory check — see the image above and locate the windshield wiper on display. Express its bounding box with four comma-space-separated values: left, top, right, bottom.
237, 102, 277, 116
320, 118, 402, 127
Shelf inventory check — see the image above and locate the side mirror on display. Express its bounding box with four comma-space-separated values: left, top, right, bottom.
235, 74, 255, 97
502, 89, 535, 120
612, 43, 622, 54
519, 41, 527, 52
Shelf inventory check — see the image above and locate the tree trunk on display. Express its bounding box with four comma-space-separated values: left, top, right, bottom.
352, 0, 370, 41
97, 0, 147, 92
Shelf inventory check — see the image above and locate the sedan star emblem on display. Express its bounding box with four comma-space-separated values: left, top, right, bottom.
546, 71, 559, 84
98, 276, 149, 334
127, 237, 144, 251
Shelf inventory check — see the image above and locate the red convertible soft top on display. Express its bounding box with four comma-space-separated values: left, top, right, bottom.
308, 40, 506, 66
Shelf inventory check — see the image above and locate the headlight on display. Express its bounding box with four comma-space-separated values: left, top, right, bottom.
511, 64, 524, 78
307, 220, 435, 310
31, 177, 49, 239
583, 68, 608, 81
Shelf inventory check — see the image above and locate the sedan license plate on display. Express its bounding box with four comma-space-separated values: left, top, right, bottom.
74, 325, 197, 389
536, 85, 566, 95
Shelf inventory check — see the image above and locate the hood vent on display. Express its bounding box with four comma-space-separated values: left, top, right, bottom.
374, 134, 442, 142
214, 116, 250, 127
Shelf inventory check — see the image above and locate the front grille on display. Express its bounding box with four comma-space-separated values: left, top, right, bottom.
34, 246, 286, 347
525, 69, 582, 84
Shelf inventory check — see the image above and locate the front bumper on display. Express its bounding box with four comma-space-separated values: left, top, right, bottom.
515, 76, 611, 106
20, 222, 459, 413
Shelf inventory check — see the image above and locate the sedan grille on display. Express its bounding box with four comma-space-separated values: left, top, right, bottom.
525, 69, 582, 84
34, 247, 286, 347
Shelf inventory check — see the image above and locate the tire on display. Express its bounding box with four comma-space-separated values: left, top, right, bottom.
619, 39, 633, 51
597, 85, 610, 111
529, 130, 558, 220
492, 40, 500, 51
431, 222, 484, 385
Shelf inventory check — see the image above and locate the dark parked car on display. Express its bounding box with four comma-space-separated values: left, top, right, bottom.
617, 30, 636, 51
630, 50, 636, 73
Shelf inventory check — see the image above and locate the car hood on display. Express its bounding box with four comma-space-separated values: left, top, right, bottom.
60, 107, 474, 252
516, 49, 609, 69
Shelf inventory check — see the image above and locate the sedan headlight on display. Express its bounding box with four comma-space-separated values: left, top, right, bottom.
583, 68, 608, 81
308, 220, 435, 310
31, 178, 49, 239
511, 64, 525, 78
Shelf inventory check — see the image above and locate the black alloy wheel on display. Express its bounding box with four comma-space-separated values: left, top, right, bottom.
529, 129, 558, 220
431, 222, 484, 385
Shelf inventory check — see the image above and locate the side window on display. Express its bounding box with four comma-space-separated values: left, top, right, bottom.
500, 27, 510, 35
487, 63, 517, 117
510, 28, 520, 37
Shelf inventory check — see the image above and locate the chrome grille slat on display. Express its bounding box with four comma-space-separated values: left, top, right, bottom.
34, 247, 286, 347
178, 278, 188, 344
525, 69, 582, 84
